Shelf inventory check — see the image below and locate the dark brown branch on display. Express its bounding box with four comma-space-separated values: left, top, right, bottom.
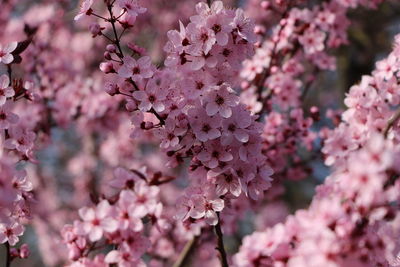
383, 108, 400, 138
172, 235, 199, 267
215, 212, 229, 267
5, 242, 11, 267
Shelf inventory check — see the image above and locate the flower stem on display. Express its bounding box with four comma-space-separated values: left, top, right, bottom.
172, 235, 199, 267
207, 0, 212, 7
383, 108, 400, 138
215, 212, 229, 267
5, 242, 11, 267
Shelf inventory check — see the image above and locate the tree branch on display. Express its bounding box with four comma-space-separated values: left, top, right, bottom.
5, 242, 11, 267
214, 212, 229, 267
172, 235, 199, 267
383, 108, 400, 138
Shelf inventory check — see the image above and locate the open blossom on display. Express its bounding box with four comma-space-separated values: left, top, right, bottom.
190, 195, 224, 225
0, 102, 18, 129
205, 84, 240, 118
299, 28, 327, 54
0, 222, 24, 246
0, 42, 17, 64
74, 0, 93, 21
189, 107, 222, 142
78, 200, 118, 242
117, 0, 146, 24
115, 190, 144, 231
132, 79, 168, 112
0, 75, 14, 105
118, 56, 154, 82
197, 141, 233, 169
4, 126, 36, 153
108, 167, 144, 189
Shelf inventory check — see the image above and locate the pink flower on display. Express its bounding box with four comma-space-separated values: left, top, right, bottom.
233, 9, 256, 43
0, 75, 14, 105
105, 242, 146, 267
131, 180, 160, 216
108, 167, 144, 189
299, 28, 326, 54
4, 126, 36, 153
0, 102, 18, 129
221, 105, 252, 145
190, 195, 224, 225
189, 106, 222, 142
74, 0, 93, 21
197, 141, 233, 169
115, 190, 144, 231
0, 221, 25, 246
118, 56, 153, 82
78, 200, 118, 242
215, 172, 242, 197
155, 117, 186, 149
187, 23, 216, 54
117, 0, 146, 25
132, 78, 168, 112
205, 84, 239, 118
0, 42, 17, 64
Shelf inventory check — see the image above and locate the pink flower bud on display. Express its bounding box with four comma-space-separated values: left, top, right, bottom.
106, 44, 116, 53
104, 51, 112, 60
105, 83, 119, 96
261, 1, 270, 10
99, 62, 114, 73
19, 244, 30, 259
89, 23, 102, 37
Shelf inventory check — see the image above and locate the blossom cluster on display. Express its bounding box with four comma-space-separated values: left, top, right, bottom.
1, 0, 400, 266
234, 32, 400, 267
96, 0, 273, 225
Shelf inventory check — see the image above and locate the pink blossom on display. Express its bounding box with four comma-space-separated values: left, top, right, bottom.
132, 78, 168, 112
0, 42, 17, 64
205, 84, 239, 118
189, 106, 222, 142
0, 74, 14, 105
0, 102, 18, 129
0, 221, 24, 246
197, 141, 233, 169
115, 190, 144, 231
74, 0, 93, 21
78, 200, 118, 242
117, 0, 147, 24
118, 56, 154, 82
190, 195, 224, 225
299, 28, 326, 54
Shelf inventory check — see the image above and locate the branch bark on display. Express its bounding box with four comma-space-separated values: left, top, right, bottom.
172, 235, 199, 267
215, 212, 229, 267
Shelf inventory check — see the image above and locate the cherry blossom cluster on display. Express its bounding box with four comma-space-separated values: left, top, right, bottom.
234, 33, 400, 267
0, 36, 37, 261
2, 0, 400, 266
62, 167, 159, 266
90, 0, 274, 225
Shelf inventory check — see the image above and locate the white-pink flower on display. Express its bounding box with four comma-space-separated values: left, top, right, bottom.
205, 84, 239, 118
78, 200, 118, 242
0, 42, 17, 64
132, 79, 168, 112
74, 0, 94, 21
190, 195, 224, 225
0, 221, 24, 246
0, 75, 14, 105
118, 56, 154, 82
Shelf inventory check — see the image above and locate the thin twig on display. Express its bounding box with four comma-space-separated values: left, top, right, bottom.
5, 242, 11, 267
383, 109, 400, 138
207, 0, 212, 7
172, 235, 199, 267
215, 212, 229, 267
